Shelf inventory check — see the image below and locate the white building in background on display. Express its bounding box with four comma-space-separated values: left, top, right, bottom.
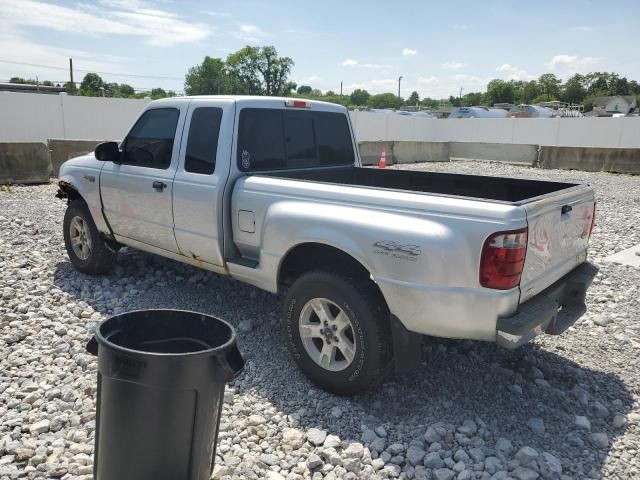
592, 96, 637, 115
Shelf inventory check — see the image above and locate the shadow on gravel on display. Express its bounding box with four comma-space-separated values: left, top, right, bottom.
53, 248, 633, 479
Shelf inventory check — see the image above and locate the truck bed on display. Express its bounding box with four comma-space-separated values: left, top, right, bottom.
267, 166, 578, 204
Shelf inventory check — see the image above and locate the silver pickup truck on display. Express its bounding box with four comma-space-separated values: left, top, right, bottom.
57, 96, 597, 394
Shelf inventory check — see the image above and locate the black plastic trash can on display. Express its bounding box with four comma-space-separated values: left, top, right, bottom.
86, 309, 244, 480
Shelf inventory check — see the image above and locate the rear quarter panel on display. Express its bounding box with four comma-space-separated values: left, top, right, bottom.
231, 176, 528, 339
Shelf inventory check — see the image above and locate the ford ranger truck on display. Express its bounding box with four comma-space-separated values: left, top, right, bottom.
57, 96, 597, 395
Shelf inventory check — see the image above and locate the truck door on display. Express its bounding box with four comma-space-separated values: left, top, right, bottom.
100, 106, 186, 253
172, 99, 235, 266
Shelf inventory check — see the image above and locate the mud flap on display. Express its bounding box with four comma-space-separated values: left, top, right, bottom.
390, 315, 422, 373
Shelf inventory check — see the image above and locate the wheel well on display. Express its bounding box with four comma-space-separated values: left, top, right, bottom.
278, 243, 373, 292
56, 181, 82, 202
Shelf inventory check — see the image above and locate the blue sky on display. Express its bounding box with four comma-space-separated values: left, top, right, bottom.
1, 0, 638, 98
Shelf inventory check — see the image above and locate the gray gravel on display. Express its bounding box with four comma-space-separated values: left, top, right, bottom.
1, 159, 639, 480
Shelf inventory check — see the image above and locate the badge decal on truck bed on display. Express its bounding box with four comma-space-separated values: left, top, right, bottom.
373, 241, 422, 261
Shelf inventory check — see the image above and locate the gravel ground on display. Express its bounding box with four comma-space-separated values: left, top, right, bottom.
0, 160, 639, 480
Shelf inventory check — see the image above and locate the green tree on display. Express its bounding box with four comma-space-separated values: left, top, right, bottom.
406, 91, 420, 106
521, 81, 540, 103
184, 56, 229, 95
462, 92, 483, 106
297, 85, 312, 94
226, 46, 294, 96
118, 84, 135, 97
80, 73, 105, 96
151, 87, 168, 99
369, 93, 402, 109
63, 81, 76, 94
350, 88, 370, 105
537, 73, 561, 100
485, 79, 515, 105
561, 74, 587, 104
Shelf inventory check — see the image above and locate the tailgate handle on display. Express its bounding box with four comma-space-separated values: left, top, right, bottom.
561, 205, 572, 214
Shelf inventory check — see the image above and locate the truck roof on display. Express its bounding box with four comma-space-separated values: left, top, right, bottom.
149, 95, 348, 113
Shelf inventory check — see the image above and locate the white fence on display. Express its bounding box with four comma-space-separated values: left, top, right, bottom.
349, 111, 640, 148
0, 91, 150, 143
1, 92, 639, 148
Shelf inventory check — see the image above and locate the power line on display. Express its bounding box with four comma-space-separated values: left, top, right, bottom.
0, 59, 183, 81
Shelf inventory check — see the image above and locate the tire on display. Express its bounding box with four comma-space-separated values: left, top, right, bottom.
282, 270, 393, 395
63, 200, 116, 275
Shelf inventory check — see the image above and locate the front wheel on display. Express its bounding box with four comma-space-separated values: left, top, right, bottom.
63, 200, 116, 274
282, 270, 393, 395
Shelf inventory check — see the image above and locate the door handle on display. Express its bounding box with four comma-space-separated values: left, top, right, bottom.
152, 181, 167, 191
561, 205, 572, 214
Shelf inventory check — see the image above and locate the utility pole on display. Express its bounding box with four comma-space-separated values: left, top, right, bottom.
398, 76, 403, 100
69, 58, 74, 94
340, 81, 343, 96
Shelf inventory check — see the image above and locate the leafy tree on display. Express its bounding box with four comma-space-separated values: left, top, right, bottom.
226, 46, 294, 96
350, 88, 370, 106
151, 87, 168, 99
420, 97, 439, 109
297, 85, 312, 94
538, 73, 561, 100
325, 90, 336, 96
485, 79, 515, 105
63, 81, 76, 94
118, 84, 135, 97
80, 73, 105, 96
521, 81, 540, 103
461, 92, 483, 106
448, 95, 462, 107
561, 74, 586, 104
406, 91, 420, 106
184, 56, 229, 95
369, 93, 402, 109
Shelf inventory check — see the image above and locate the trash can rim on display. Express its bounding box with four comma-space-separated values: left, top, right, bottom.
93, 308, 239, 358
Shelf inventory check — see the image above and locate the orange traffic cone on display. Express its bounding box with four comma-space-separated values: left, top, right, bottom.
378, 148, 387, 168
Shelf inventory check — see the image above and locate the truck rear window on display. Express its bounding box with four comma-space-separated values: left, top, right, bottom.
237, 108, 355, 171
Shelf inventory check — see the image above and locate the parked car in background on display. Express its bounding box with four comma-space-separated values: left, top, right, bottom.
449, 106, 508, 118
57, 96, 598, 394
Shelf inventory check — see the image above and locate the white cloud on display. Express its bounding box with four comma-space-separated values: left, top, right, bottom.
340, 59, 385, 68
0, 0, 210, 47
202, 10, 232, 17
495, 64, 535, 81
234, 24, 266, 43
571, 25, 593, 32
442, 62, 467, 69
544, 54, 599, 75
0, 31, 129, 81
402, 48, 417, 56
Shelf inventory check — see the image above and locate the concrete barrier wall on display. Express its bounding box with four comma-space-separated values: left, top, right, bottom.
538, 146, 640, 174
350, 112, 640, 148
449, 142, 538, 165
0, 143, 51, 184
48, 139, 106, 176
358, 141, 449, 165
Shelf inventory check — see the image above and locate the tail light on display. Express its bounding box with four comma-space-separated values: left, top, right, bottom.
589, 203, 596, 239
480, 227, 528, 290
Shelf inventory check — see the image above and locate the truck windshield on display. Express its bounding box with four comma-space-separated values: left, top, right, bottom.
237, 108, 355, 171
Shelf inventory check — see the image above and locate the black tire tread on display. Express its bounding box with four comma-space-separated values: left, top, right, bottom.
283, 268, 393, 395
63, 199, 116, 275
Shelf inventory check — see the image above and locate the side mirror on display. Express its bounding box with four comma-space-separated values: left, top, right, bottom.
95, 142, 121, 163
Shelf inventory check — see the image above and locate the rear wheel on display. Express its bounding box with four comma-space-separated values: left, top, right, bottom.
282, 270, 393, 395
63, 200, 116, 274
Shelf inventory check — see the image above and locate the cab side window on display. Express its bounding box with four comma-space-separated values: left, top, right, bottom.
184, 107, 223, 175
124, 108, 180, 169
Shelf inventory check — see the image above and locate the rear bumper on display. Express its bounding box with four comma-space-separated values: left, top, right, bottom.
496, 262, 598, 349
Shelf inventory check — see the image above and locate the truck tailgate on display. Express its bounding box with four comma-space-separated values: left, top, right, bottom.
519, 185, 595, 303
